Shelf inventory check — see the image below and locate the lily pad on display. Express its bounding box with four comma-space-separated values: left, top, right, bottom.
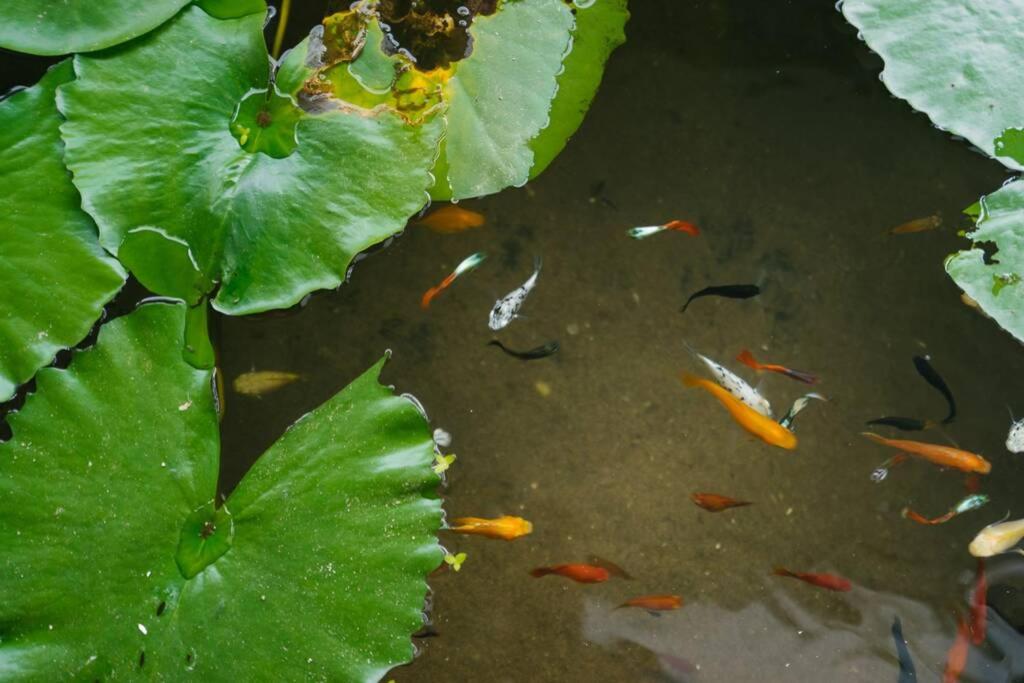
840, 0, 1024, 171
0, 0, 191, 56
0, 302, 443, 679
58, 5, 442, 316
0, 62, 126, 402
946, 180, 1024, 342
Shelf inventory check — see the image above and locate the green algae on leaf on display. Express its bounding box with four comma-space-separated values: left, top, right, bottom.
0, 302, 443, 680
995, 128, 1024, 167
0, 0, 192, 56
0, 62, 126, 402
58, 6, 442, 316
840, 0, 1024, 171
946, 180, 1024, 342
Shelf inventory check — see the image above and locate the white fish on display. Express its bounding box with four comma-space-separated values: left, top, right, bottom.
488, 258, 541, 331
1006, 418, 1024, 453
779, 393, 826, 430
684, 343, 772, 417
969, 516, 1024, 557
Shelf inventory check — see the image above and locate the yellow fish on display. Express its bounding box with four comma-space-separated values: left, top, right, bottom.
680, 372, 797, 449
450, 515, 533, 541
232, 370, 302, 396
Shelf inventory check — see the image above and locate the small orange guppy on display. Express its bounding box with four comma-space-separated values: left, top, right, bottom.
773, 567, 852, 592
415, 205, 485, 233
680, 373, 797, 450
450, 515, 533, 541
617, 594, 683, 611
530, 564, 611, 583
736, 349, 818, 385
421, 251, 486, 309
690, 492, 752, 512
861, 432, 991, 474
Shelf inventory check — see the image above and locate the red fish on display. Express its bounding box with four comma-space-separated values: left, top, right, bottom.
530, 564, 610, 583
772, 567, 852, 592
420, 251, 486, 309
902, 508, 955, 525
617, 594, 683, 611
971, 559, 987, 645
944, 614, 970, 683
664, 220, 700, 236
690, 492, 752, 512
965, 474, 981, 493
737, 349, 818, 385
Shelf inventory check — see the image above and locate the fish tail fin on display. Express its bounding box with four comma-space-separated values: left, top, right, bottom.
420, 286, 439, 310
529, 567, 552, 578
772, 567, 793, 578
533, 256, 543, 274
679, 372, 702, 388
861, 431, 887, 445
736, 349, 759, 370
784, 368, 819, 385
679, 299, 692, 313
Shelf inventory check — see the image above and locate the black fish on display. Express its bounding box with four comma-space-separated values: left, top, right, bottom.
866, 416, 931, 432
891, 617, 917, 682
680, 284, 760, 313
487, 340, 559, 360
913, 355, 956, 424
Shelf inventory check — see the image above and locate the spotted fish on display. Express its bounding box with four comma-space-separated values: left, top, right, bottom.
489, 257, 541, 331
684, 342, 772, 417
1007, 417, 1024, 453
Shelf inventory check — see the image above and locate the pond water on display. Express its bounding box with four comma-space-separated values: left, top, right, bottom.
5, 1, 1024, 681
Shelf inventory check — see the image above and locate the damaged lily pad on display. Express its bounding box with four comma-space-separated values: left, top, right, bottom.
59, 5, 442, 315
841, 0, 1024, 171
0, 0, 192, 56
946, 180, 1024, 342
0, 62, 126, 402
0, 302, 443, 679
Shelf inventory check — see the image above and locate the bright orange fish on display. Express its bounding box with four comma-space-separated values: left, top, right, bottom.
450, 515, 533, 541
420, 251, 486, 309
736, 349, 818, 385
861, 432, 991, 474
680, 373, 797, 450
617, 594, 683, 611
944, 614, 970, 683
971, 559, 987, 645
902, 508, 955, 525
690, 492, 752, 512
415, 205, 485, 234
530, 564, 611, 583
664, 220, 700, 236
772, 567, 852, 592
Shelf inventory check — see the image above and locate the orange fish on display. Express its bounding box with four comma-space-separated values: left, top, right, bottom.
944, 614, 970, 683
627, 220, 700, 239
530, 564, 611, 583
772, 567, 852, 592
450, 515, 533, 541
736, 349, 818, 385
420, 251, 486, 309
416, 205, 485, 233
891, 214, 941, 235
690, 492, 752, 512
971, 559, 987, 645
902, 508, 955, 525
664, 220, 700, 236
617, 594, 683, 611
861, 432, 991, 474
680, 373, 797, 450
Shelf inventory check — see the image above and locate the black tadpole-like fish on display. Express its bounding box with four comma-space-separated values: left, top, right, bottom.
487, 340, 560, 360
891, 617, 917, 682
866, 416, 932, 432
680, 284, 761, 313
913, 355, 956, 424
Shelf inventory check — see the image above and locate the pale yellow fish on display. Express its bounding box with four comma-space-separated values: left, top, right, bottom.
969, 517, 1024, 557
232, 370, 302, 396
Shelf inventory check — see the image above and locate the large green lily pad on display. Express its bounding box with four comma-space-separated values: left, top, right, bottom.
0, 302, 443, 679
58, 5, 442, 316
946, 180, 1024, 341
0, 0, 191, 56
0, 62, 126, 402
841, 0, 1024, 171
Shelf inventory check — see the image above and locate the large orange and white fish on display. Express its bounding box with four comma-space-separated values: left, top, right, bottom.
680, 373, 796, 449
684, 343, 771, 417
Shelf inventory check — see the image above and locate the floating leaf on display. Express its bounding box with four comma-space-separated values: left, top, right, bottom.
841, 0, 1024, 171
0, 302, 443, 679
0, 62, 125, 402
0, 0, 193, 56
946, 180, 1024, 341
59, 6, 442, 316
995, 127, 1024, 166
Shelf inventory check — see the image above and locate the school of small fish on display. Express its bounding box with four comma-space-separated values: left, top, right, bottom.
402, 203, 1019, 681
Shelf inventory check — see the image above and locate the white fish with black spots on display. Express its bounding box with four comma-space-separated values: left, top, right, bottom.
489, 258, 541, 331
683, 342, 772, 417
1007, 418, 1024, 453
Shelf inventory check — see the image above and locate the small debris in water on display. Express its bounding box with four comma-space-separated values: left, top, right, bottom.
534, 381, 552, 397
433, 427, 452, 448
232, 370, 301, 396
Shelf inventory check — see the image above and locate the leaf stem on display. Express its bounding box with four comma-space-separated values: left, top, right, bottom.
272, 0, 291, 60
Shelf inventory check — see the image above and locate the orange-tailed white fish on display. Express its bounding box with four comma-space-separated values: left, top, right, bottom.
627, 220, 700, 239
902, 494, 988, 526
450, 515, 532, 541
421, 251, 486, 309
680, 373, 796, 449
232, 370, 301, 396
969, 516, 1024, 557
684, 343, 771, 416
737, 349, 818, 384
862, 432, 991, 474
415, 205, 485, 233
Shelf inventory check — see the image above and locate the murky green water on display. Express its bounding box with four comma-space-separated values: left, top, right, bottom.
6, 1, 1024, 681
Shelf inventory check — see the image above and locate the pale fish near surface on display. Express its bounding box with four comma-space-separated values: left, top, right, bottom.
232, 370, 302, 396
489, 257, 542, 331
684, 342, 772, 417
969, 517, 1024, 557
1007, 418, 1024, 453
